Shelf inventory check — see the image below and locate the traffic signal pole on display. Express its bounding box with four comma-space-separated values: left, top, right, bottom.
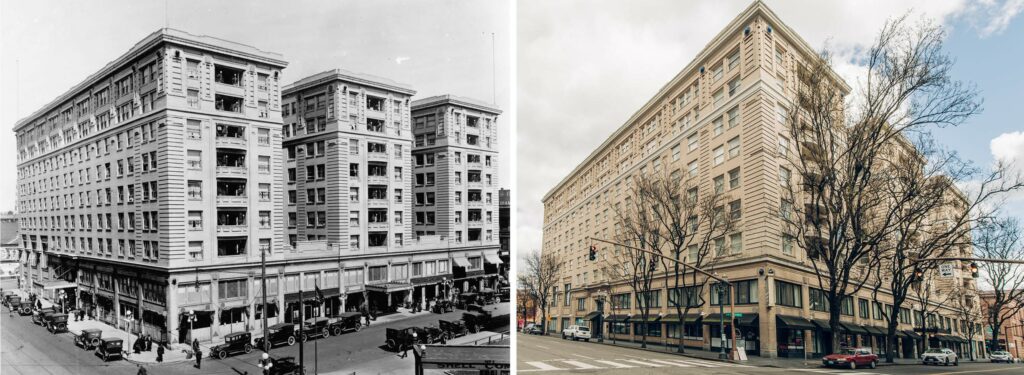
586, 237, 743, 361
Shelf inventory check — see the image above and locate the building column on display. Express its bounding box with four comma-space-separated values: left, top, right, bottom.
210, 274, 219, 340
247, 273, 255, 332
112, 271, 121, 329
167, 276, 179, 344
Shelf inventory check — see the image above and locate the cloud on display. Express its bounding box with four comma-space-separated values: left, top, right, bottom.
977, 0, 1024, 37
517, 0, 1023, 260
990, 131, 1024, 164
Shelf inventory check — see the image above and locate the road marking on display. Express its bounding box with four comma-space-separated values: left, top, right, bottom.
673, 359, 718, 367
562, 360, 601, 369
594, 360, 634, 368
649, 359, 692, 367
524, 361, 563, 371
931, 369, 1024, 375
571, 353, 595, 360
536, 345, 549, 349
620, 358, 665, 367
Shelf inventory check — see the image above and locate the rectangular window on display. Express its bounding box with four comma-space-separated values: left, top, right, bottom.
775, 280, 802, 307
728, 137, 740, 158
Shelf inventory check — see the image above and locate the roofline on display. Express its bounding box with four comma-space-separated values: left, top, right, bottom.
411, 94, 503, 115
541, 0, 850, 202
13, 28, 287, 132
282, 69, 416, 97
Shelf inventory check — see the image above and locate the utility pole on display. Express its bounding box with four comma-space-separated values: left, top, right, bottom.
261, 245, 268, 352
298, 283, 304, 374
588, 236, 742, 361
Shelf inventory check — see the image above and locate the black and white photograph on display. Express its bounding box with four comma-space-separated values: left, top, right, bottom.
1, 1, 511, 374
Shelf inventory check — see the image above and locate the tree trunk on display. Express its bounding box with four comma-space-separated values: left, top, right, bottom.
830, 306, 842, 354
886, 319, 899, 363
541, 303, 548, 336
991, 323, 1001, 354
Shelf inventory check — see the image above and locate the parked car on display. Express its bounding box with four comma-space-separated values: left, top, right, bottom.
6, 296, 23, 313
45, 313, 69, 333
385, 327, 419, 352
300, 317, 331, 342
212, 332, 253, 359
414, 325, 446, 344
95, 338, 124, 362
74, 328, 103, 350
922, 348, 958, 366
462, 304, 510, 333
328, 312, 363, 336
822, 347, 878, 369
32, 307, 56, 325
991, 351, 1015, 363
561, 325, 591, 341
431, 299, 454, 314
255, 323, 297, 349
1, 291, 14, 306
439, 319, 469, 339
269, 356, 305, 375
524, 323, 544, 335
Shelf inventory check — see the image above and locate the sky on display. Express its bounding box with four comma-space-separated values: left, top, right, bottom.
517, 0, 1024, 263
0, 0, 512, 212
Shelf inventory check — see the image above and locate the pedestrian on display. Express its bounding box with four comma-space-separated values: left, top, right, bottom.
192, 338, 199, 353
136, 364, 147, 375
400, 344, 409, 359
195, 347, 203, 369
156, 344, 164, 363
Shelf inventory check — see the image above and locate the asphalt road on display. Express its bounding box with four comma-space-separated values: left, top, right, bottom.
2, 278, 508, 375
517, 333, 1024, 375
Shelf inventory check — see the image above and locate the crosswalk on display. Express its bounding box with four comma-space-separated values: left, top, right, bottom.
792, 369, 880, 375
518, 357, 753, 372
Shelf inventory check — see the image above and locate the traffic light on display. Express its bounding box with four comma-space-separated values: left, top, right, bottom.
588, 245, 597, 261
970, 262, 979, 278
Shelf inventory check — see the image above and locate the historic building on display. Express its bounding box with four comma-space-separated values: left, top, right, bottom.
538, 1, 984, 360
13, 28, 288, 344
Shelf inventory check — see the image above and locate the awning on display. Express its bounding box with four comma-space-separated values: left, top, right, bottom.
777, 315, 816, 330
934, 335, 954, 342
452, 256, 471, 268
365, 282, 412, 293
904, 330, 923, 340
33, 279, 76, 290
283, 288, 340, 303
701, 313, 756, 325
841, 322, 870, 335
894, 330, 910, 338
661, 313, 701, 323
484, 252, 503, 265
605, 314, 630, 321
583, 311, 601, 320
862, 325, 887, 336
812, 319, 834, 332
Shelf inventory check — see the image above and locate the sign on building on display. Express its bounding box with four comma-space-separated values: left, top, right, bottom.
939, 263, 954, 278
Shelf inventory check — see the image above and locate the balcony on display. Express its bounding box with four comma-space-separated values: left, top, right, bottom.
367, 152, 388, 162
467, 200, 484, 209
215, 124, 247, 148
368, 198, 389, 208
215, 94, 244, 114
216, 210, 247, 235
367, 175, 389, 185
216, 150, 247, 177
368, 222, 390, 231
216, 179, 247, 206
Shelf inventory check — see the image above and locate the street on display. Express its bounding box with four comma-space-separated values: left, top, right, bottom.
1, 282, 508, 375
517, 334, 1024, 375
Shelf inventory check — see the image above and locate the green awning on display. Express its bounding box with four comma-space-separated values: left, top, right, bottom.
904, 330, 923, 340
862, 325, 887, 336
583, 311, 601, 320
777, 315, 815, 330
660, 313, 701, 323
605, 314, 630, 321
812, 319, 834, 332
840, 322, 870, 335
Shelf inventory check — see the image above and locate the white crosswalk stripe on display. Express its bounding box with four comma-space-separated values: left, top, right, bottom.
594, 360, 634, 368
562, 360, 601, 369
519, 356, 752, 371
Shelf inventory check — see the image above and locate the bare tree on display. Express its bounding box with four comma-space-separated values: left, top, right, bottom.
629, 171, 733, 353
518, 250, 563, 336
949, 282, 983, 361
783, 14, 982, 353
976, 218, 1024, 352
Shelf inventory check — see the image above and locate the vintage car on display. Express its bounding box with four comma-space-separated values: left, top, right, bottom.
255, 323, 297, 348
455, 293, 479, 309
95, 337, 124, 362
462, 304, 510, 333
300, 317, 331, 342
74, 328, 103, 350
270, 356, 305, 375
385, 327, 417, 352
6, 295, 23, 312
328, 312, 363, 336
45, 312, 69, 333
17, 299, 33, 315
439, 319, 469, 339
823, 347, 878, 369
478, 288, 500, 305
32, 307, 56, 325
1, 291, 14, 306
431, 299, 454, 314
414, 325, 446, 344
212, 332, 253, 359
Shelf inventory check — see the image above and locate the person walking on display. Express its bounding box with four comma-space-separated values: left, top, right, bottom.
136, 364, 148, 375
156, 344, 164, 363
195, 347, 203, 369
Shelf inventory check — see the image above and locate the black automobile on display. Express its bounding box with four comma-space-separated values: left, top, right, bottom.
95, 337, 124, 361
431, 299, 454, 314
46, 313, 69, 333
414, 326, 446, 344
300, 317, 331, 342
1, 291, 14, 306
385, 327, 418, 352
212, 332, 253, 359
6, 296, 23, 313
270, 356, 305, 375
74, 328, 103, 350
33, 308, 56, 325
255, 323, 297, 348
17, 301, 33, 315
328, 312, 363, 336
439, 319, 469, 339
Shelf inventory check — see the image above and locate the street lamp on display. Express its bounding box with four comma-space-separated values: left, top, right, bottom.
187, 309, 196, 345
717, 283, 727, 360
124, 310, 133, 357
259, 352, 273, 375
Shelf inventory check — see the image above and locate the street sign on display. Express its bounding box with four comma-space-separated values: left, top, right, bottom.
727, 313, 743, 318
939, 263, 954, 278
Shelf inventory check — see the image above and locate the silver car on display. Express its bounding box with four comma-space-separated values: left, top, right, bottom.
990, 351, 1015, 363
922, 348, 958, 366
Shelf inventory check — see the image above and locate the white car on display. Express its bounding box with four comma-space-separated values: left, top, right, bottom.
990, 351, 1015, 363
561, 325, 591, 341
922, 348, 958, 366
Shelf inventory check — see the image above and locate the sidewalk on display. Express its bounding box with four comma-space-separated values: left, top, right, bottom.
65, 315, 192, 364
589, 337, 939, 368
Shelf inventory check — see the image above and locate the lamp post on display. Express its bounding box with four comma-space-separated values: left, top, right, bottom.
717, 283, 727, 360
124, 309, 133, 357
259, 352, 273, 375
187, 309, 196, 345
